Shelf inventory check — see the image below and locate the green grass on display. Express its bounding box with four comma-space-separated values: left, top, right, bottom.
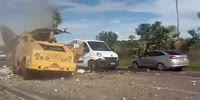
119, 57, 132, 67
186, 61, 200, 71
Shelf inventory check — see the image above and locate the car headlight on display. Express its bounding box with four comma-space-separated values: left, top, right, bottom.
96, 52, 105, 60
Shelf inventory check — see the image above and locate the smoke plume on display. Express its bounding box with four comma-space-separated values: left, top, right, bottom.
0, 0, 56, 45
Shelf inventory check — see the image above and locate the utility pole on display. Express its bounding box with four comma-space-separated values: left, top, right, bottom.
176, 0, 180, 38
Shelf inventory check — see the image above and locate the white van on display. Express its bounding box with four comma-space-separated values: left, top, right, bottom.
71, 40, 119, 71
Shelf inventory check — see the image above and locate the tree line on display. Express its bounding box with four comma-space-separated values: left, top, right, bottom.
96, 14, 200, 58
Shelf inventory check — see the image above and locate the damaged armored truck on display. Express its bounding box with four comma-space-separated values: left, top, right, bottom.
0, 26, 77, 79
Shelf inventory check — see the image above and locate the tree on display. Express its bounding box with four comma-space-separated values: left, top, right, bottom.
51, 9, 62, 29
135, 21, 178, 50
96, 31, 118, 48
128, 35, 135, 40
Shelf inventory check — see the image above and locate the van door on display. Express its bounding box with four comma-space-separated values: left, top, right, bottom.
77, 42, 91, 67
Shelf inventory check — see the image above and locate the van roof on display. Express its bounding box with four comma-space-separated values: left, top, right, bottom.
74, 39, 104, 42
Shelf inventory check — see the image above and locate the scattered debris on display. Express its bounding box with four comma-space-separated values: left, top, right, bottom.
154, 94, 159, 97
121, 97, 127, 100
77, 69, 86, 74
61, 77, 64, 80
155, 87, 161, 90
155, 73, 160, 75
76, 78, 80, 82
54, 89, 58, 92
0, 65, 12, 75
190, 81, 197, 83
146, 69, 150, 71
7, 74, 15, 78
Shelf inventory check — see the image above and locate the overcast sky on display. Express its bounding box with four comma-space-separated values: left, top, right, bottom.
0, 0, 200, 44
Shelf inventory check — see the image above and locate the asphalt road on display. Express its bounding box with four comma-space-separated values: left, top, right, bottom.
0, 68, 200, 100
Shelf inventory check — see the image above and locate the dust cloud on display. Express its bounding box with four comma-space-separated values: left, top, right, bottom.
0, 0, 57, 45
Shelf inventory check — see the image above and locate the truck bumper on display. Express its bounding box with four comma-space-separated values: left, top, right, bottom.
26, 61, 76, 72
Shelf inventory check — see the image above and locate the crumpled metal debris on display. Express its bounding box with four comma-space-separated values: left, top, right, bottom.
155, 73, 160, 75
76, 78, 80, 82
121, 97, 127, 100
77, 69, 86, 74
0, 65, 12, 75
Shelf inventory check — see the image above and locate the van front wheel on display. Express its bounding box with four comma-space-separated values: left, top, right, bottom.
88, 60, 96, 72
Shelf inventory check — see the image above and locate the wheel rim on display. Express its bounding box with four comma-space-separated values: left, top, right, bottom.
158, 64, 164, 70
133, 63, 138, 69
89, 61, 95, 71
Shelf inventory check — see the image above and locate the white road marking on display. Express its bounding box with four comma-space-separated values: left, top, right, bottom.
137, 72, 200, 80
134, 83, 200, 95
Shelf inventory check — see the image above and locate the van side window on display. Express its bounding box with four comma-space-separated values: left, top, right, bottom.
83, 42, 90, 53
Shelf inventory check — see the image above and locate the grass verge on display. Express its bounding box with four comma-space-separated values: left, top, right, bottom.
119, 57, 132, 67
185, 61, 200, 71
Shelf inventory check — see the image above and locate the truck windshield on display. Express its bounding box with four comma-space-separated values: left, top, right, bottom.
88, 41, 111, 51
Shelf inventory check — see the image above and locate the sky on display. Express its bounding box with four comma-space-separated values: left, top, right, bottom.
0, 0, 200, 44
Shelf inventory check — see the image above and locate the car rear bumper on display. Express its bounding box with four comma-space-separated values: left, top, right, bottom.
165, 64, 189, 69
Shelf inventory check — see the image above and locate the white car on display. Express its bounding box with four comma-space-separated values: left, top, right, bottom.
71, 40, 119, 71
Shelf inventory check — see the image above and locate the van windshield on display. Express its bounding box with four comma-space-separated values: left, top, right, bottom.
88, 41, 111, 51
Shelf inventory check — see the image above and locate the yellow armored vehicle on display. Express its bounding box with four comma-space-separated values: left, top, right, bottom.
11, 28, 76, 79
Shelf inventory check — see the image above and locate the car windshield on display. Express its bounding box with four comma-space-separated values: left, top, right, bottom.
164, 51, 182, 55
88, 41, 111, 51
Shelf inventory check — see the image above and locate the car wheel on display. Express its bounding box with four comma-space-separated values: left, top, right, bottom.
88, 60, 96, 72
157, 63, 165, 71
132, 62, 139, 69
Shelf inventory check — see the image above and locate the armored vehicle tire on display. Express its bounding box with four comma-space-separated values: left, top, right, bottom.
12, 65, 18, 74
88, 60, 96, 72
21, 59, 32, 80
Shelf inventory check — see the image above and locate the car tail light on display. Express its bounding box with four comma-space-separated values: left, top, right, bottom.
169, 56, 177, 59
